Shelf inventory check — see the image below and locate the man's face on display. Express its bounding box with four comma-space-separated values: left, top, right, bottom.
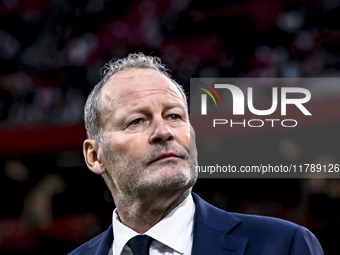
98, 68, 197, 197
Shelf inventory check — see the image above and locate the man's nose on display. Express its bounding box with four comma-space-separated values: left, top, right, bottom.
149, 119, 174, 144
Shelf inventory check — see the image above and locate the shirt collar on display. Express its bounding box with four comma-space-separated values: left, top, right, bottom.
112, 194, 195, 255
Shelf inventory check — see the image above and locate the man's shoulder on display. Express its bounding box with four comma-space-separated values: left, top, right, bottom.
193, 192, 298, 228
193, 192, 311, 235
229, 210, 307, 238
232, 210, 300, 229
230, 211, 324, 253
192, 192, 323, 254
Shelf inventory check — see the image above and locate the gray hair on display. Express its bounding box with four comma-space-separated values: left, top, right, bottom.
84, 52, 187, 141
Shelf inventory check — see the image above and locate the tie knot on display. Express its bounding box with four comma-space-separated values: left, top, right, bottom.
127, 235, 153, 255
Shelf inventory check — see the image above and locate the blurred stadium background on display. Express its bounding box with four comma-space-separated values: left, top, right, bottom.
0, 0, 340, 254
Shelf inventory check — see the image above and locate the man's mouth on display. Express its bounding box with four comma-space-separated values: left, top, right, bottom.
149, 153, 181, 164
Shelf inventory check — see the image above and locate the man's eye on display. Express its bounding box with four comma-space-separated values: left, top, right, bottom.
131, 119, 143, 125
169, 114, 179, 120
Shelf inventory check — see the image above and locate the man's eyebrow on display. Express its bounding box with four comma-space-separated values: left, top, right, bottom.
124, 103, 185, 114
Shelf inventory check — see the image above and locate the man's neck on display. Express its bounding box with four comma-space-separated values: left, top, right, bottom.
114, 189, 191, 234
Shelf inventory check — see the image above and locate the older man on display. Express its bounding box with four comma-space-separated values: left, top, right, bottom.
69, 53, 323, 255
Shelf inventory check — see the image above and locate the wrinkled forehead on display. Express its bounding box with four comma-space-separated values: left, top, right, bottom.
99, 68, 185, 107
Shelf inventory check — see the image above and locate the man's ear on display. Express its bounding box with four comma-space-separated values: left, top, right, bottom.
83, 139, 106, 175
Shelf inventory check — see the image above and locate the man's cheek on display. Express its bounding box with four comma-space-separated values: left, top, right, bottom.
124, 141, 145, 158
176, 130, 191, 147
112, 136, 136, 152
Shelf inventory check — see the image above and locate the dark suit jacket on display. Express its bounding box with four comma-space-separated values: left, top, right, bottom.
68, 193, 324, 255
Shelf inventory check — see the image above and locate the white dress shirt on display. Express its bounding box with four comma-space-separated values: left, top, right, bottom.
110, 194, 195, 255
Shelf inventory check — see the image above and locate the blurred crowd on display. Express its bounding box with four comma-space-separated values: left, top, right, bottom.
1, 0, 340, 254
1, 0, 340, 126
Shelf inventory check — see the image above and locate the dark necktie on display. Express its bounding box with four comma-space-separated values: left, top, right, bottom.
127, 235, 153, 255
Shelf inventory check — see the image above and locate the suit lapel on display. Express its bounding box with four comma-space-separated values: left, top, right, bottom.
84, 225, 113, 255
191, 193, 248, 255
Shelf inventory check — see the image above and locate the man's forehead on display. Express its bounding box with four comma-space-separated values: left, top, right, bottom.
100, 68, 183, 102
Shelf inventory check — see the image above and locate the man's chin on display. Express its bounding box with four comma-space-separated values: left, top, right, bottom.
141, 168, 195, 191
